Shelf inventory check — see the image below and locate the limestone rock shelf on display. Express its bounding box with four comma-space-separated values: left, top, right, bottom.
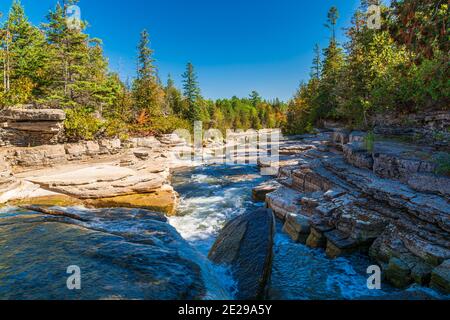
259, 130, 450, 294
0, 134, 191, 215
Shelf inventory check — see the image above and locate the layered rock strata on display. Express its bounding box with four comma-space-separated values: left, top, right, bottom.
261, 132, 450, 294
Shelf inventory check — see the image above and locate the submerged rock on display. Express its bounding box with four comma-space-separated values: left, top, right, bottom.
208, 209, 275, 300
0, 207, 207, 300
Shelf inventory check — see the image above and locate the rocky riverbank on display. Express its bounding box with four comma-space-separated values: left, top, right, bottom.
0, 134, 191, 215
256, 130, 450, 295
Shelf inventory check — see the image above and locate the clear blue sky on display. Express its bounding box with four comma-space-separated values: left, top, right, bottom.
0, 0, 363, 101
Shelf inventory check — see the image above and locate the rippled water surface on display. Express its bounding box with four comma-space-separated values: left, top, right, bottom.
170, 165, 448, 300
1, 164, 447, 300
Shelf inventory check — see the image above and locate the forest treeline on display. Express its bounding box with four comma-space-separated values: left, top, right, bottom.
285, 0, 449, 134
0, 0, 286, 140
0, 0, 448, 140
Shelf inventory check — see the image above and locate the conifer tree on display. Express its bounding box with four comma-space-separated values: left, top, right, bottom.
164, 73, 182, 116
325, 6, 339, 42
132, 29, 164, 119
0, 0, 47, 104
310, 44, 322, 79
182, 62, 201, 122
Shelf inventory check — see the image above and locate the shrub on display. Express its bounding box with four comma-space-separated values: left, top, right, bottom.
64, 107, 104, 141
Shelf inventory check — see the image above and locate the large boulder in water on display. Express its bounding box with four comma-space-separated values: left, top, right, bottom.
0, 207, 208, 300
208, 208, 275, 300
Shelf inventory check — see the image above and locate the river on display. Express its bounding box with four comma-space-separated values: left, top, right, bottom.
0, 164, 447, 300
170, 164, 447, 300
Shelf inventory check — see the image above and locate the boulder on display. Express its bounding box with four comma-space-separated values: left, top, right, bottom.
65, 143, 87, 160
325, 229, 359, 258
25, 165, 166, 199
411, 261, 433, 286
306, 226, 329, 249
0, 108, 65, 147
331, 129, 350, 148
208, 209, 275, 300
98, 139, 121, 155
84, 141, 100, 156
14, 145, 66, 167
134, 149, 150, 160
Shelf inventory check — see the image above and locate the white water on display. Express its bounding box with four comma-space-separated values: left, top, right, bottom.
169, 164, 450, 300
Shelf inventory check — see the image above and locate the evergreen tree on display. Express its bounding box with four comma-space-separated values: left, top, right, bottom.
132, 29, 165, 119
0, 0, 47, 105
43, 0, 91, 103
310, 44, 322, 79
249, 90, 261, 107
315, 7, 345, 120
182, 62, 201, 122
164, 73, 182, 115
325, 6, 339, 42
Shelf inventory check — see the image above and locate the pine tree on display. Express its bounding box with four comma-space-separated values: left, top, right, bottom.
164, 73, 182, 115
0, 0, 48, 105
310, 44, 322, 79
249, 90, 261, 107
182, 62, 201, 122
132, 29, 165, 119
325, 6, 339, 42
314, 7, 345, 120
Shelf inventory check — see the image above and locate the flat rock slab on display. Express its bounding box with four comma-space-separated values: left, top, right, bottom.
252, 180, 281, 202
0, 207, 206, 300
28, 165, 135, 186
208, 209, 275, 300
0, 108, 66, 122
85, 187, 178, 215
24, 165, 166, 199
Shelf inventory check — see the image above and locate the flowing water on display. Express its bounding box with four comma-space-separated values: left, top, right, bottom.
0, 164, 447, 300
170, 164, 448, 300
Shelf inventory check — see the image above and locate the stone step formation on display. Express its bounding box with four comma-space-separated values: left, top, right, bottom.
256, 130, 450, 294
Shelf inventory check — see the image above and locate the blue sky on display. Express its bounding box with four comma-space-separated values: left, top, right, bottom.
0, 0, 363, 101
